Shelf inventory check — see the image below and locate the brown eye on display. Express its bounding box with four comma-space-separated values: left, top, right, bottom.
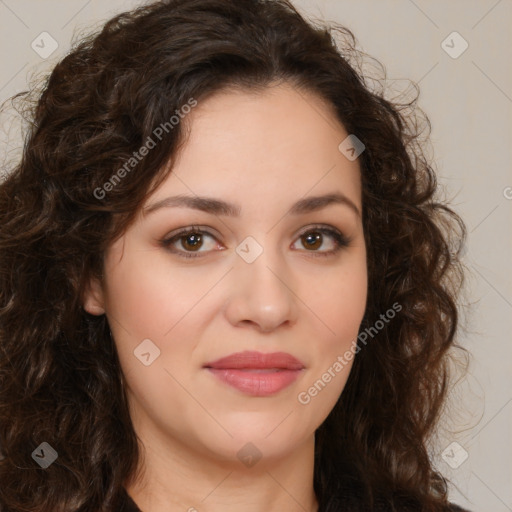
180, 232, 203, 251
301, 231, 323, 250
161, 227, 219, 259
161, 224, 351, 260
292, 226, 351, 257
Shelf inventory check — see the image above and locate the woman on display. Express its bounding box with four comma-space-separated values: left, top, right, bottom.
0, 0, 470, 511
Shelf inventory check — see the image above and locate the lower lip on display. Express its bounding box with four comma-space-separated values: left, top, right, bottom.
206, 368, 303, 396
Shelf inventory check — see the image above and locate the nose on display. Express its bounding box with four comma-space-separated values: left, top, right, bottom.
223, 242, 299, 333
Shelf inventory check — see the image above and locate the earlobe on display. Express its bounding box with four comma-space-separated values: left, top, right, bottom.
82, 277, 106, 315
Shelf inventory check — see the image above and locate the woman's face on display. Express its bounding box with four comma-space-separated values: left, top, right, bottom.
84, 82, 367, 467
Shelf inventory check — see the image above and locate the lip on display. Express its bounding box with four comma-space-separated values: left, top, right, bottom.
204, 351, 305, 397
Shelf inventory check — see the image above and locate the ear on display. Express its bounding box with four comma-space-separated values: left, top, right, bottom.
82, 276, 106, 315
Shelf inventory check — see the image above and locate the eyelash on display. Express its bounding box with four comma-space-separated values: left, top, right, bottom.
160, 224, 351, 260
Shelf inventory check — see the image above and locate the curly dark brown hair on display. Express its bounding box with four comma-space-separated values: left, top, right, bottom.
0, 0, 468, 511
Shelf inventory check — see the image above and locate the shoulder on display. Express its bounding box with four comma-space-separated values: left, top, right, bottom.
325, 485, 472, 512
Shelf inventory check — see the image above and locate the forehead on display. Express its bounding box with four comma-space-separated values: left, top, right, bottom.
147, 83, 362, 213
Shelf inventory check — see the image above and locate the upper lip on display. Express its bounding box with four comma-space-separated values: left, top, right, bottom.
204, 351, 305, 370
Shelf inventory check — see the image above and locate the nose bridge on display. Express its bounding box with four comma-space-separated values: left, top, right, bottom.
237, 233, 289, 298
225, 232, 297, 330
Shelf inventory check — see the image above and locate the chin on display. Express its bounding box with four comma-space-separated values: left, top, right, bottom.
188, 416, 312, 467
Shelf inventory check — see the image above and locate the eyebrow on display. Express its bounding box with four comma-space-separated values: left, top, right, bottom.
143, 192, 361, 219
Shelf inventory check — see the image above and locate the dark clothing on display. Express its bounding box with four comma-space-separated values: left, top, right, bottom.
119, 487, 471, 512
119, 489, 140, 512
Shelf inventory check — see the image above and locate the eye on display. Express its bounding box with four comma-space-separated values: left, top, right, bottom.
160, 226, 221, 259
291, 225, 351, 257
160, 224, 351, 259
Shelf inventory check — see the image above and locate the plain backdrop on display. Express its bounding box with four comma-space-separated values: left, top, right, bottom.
0, 1, 511, 511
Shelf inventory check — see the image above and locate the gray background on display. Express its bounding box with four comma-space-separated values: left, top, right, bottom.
1, 1, 511, 511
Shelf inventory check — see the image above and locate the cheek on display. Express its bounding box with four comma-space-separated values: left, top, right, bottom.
299, 254, 367, 405
102, 244, 215, 337
295, 271, 365, 418
101, 244, 222, 394
103, 250, 206, 426
303, 256, 367, 346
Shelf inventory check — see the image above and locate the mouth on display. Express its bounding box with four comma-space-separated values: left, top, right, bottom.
203, 351, 305, 397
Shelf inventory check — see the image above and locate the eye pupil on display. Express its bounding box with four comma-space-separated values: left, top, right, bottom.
183, 233, 202, 251
302, 231, 322, 250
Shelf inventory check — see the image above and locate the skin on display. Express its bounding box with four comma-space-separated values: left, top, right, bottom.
84, 82, 367, 512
